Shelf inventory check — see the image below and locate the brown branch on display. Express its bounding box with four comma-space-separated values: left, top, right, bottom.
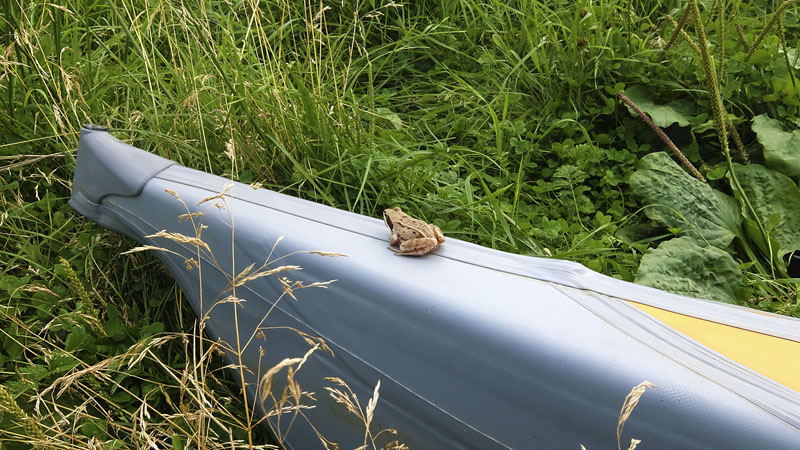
618, 91, 707, 183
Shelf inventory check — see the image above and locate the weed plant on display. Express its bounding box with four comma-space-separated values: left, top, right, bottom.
626, 0, 800, 310
0, 0, 799, 447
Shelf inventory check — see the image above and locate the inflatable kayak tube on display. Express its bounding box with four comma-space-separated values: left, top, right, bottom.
69, 125, 800, 449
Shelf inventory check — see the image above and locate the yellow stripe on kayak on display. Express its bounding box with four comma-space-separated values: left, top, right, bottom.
628, 302, 800, 393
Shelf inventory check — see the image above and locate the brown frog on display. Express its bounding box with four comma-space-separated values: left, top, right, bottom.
382, 207, 445, 256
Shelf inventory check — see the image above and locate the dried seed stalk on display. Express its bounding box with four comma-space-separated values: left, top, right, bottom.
617, 91, 706, 182
617, 381, 656, 450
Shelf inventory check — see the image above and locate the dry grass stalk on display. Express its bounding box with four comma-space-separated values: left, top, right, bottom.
364, 380, 381, 443
617, 381, 656, 450
229, 264, 303, 290
309, 251, 349, 257
179, 212, 205, 222
39, 182, 385, 448
259, 345, 318, 401
199, 183, 234, 205
144, 230, 213, 254
156, 185, 374, 448
617, 91, 706, 182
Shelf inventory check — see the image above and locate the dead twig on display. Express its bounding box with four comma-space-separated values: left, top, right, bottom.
618, 91, 707, 182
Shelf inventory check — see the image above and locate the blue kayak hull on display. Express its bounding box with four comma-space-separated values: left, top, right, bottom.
70, 126, 800, 449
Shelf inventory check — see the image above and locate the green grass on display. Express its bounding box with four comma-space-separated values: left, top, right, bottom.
1, 0, 799, 447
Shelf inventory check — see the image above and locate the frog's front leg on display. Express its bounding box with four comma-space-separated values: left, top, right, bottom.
392, 237, 440, 256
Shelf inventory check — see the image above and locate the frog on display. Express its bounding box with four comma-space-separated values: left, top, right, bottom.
382, 207, 445, 256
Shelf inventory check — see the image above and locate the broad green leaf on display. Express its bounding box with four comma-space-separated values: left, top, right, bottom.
49, 350, 80, 373
105, 440, 125, 450
733, 164, 800, 256
375, 107, 404, 130
66, 326, 96, 352
103, 304, 126, 340
630, 152, 742, 248
623, 86, 695, 128
112, 390, 134, 403
0, 275, 30, 297
751, 114, 800, 178
172, 435, 186, 450
2, 323, 23, 359
20, 364, 49, 383
635, 237, 743, 304
80, 420, 107, 438
140, 321, 165, 338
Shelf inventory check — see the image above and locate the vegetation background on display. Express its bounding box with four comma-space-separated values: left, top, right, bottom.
1, 0, 799, 447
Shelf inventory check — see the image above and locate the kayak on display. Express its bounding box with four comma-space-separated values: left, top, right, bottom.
69, 125, 800, 449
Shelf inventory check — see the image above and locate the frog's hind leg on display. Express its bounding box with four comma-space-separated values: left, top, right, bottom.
395, 237, 439, 256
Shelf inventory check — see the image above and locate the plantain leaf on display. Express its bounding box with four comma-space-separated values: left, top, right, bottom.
751, 114, 800, 178
630, 152, 742, 249
623, 86, 695, 128
733, 163, 800, 257
635, 237, 743, 304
